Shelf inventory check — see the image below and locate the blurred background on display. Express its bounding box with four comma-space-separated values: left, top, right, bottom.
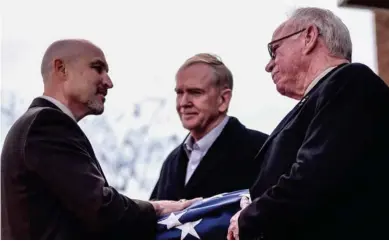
1, 0, 387, 199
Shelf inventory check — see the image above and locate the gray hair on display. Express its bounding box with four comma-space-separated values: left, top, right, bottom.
288, 7, 352, 62
177, 53, 233, 90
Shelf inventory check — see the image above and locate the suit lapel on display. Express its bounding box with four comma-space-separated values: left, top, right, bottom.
270, 94, 310, 138
253, 95, 310, 161
172, 147, 189, 198
254, 64, 348, 161
183, 118, 237, 193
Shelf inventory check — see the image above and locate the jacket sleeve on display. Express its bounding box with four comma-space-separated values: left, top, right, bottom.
239, 65, 377, 239
24, 109, 156, 239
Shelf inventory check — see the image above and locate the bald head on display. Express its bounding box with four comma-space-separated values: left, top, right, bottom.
40, 39, 103, 81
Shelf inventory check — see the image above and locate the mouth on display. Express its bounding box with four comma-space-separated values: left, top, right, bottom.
181, 112, 197, 117
96, 88, 107, 102
272, 72, 279, 84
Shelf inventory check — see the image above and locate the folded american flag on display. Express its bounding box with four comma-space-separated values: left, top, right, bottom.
156, 189, 249, 240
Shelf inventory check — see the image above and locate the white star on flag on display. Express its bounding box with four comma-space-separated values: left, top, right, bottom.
176, 219, 202, 240
158, 211, 186, 229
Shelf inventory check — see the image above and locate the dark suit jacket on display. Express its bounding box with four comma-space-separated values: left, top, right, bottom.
1, 98, 156, 239
239, 63, 389, 239
150, 116, 268, 201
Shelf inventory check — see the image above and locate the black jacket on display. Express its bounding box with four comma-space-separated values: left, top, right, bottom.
239, 63, 389, 239
150, 116, 268, 201
1, 97, 156, 239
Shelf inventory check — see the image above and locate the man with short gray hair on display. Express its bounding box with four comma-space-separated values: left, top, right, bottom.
227, 7, 389, 239
150, 53, 268, 201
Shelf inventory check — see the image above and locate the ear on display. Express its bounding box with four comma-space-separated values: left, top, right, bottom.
302, 25, 320, 55
218, 88, 232, 113
53, 59, 67, 79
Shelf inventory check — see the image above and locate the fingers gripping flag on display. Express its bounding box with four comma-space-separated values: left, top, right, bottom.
156, 189, 250, 240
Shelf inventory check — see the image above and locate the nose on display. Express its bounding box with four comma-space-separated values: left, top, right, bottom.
265, 59, 275, 73
103, 74, 113, 89
178, 93, 192, 107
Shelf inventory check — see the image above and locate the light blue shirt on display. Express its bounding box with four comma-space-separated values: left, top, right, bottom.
183, 116, 229, 184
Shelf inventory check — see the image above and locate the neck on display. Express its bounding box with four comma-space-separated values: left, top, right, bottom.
43, 89, 86, 122
190, 114, 227, 142
296, 56, 349, 100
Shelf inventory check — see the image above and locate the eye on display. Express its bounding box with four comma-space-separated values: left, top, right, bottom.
273, 45, 281, 55
189, 89, 203, 95
92, 65, 103, 74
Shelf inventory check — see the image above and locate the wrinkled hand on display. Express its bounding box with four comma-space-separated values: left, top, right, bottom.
227, 210, 242, 240
150, 198, 202, 216
227, 195, 251, 240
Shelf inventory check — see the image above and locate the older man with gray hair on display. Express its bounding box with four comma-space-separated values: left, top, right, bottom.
227, 7, 389, 239
151, 53, 268, 201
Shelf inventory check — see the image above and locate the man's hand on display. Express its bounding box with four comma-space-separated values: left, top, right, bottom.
227, 209, 242, 240
227, 195, 251, 240
150, 198, 202, 216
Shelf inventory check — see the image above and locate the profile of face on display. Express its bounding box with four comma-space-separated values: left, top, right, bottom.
61, 44, 113, 116
265, 22, 307, 99
175, 63, 230, 138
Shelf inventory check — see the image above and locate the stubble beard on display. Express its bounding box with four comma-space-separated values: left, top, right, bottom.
87, 99, 104, 115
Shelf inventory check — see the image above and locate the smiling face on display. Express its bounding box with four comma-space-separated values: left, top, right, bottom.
62, 43, 113, 117
175, 63, 229, 139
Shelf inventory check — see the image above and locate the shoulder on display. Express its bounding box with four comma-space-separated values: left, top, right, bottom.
226, 117, 268, 142
322, 63, 383, 90
315, 63, 387, 104
20, 106, 82, 142
31, 106, 77, 128
6, 106, 64, 136
160, 144, 183, 167
246, 128, 269, 142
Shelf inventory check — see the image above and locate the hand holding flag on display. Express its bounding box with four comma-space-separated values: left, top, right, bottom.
156, 189, 250, 240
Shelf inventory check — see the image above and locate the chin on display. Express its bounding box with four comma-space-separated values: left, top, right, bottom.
89, 106, 104, 115
94, 109, 104, 115
276, 84, 287, 96
181, 121, 199, 131
87, 100, 105, 115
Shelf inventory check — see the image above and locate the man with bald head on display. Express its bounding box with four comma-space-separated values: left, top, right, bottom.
1, 39, 197, 239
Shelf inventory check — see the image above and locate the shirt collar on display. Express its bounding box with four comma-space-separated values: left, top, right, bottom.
40, 95, 77, 122
304, 66, 336, 96
184, 116, 229, 154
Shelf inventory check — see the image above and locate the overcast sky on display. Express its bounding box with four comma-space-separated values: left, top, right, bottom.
1, 0, 376, 133
0, 0, 377, 198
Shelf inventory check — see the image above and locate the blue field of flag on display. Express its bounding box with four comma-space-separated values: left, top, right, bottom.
156, 189, 249, 240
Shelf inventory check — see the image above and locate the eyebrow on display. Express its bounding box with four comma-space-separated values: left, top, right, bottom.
90, 59, 109, 72
174, 87, 205, 93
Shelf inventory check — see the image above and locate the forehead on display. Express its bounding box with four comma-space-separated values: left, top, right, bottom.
84, 44, 106, 60
271, 21, 293, 41
176, 63, 214, 88
76, 44, 108, 68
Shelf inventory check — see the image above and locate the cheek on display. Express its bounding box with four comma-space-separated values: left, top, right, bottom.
196, 97, 219, 114
277, 58, 298, 81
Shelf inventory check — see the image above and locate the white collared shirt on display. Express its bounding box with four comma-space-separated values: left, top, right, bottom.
304, 66, 336, 96
40, 95, 77, 122
183, 116, 229, 184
